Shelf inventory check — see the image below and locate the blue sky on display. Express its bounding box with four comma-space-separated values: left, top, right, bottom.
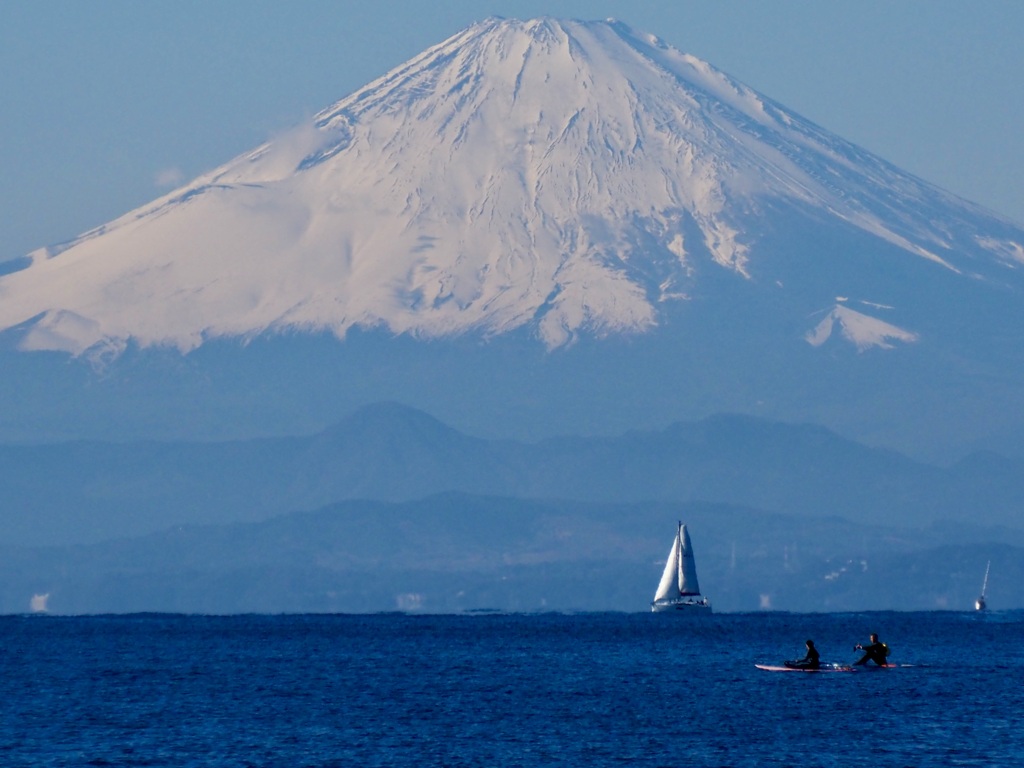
2, 0, 1022, 261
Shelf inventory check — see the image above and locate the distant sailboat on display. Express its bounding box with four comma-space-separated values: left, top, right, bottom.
651, 522, 712, 613
975, 561, 990, 611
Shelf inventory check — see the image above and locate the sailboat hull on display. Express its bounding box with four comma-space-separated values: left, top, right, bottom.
651, 597, 712, 614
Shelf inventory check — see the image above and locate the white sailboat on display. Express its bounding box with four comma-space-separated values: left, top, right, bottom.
975, 561, 990, 611
651, 522, 712, 613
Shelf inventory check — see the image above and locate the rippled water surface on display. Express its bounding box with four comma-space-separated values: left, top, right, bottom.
1, 611, 1021, 766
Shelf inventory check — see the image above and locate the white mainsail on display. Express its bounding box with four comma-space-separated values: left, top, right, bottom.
678, 524, 701, 596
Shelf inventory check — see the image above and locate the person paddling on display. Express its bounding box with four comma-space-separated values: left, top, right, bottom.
784, 639, 821, 670
853, 633, 889, 666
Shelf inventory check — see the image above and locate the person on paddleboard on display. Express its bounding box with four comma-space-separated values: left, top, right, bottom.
853, 633, 889, 666
784, 639, 820, 670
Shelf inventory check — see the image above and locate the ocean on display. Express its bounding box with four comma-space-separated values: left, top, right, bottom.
1, 611, 1020, 766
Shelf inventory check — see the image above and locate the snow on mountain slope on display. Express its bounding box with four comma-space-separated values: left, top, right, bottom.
805, 300, 919, 351
1, 17, 1022, 357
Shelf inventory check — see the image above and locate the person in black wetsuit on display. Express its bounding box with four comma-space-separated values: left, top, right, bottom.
784, 639, 820, 669
854, 633, 889, 666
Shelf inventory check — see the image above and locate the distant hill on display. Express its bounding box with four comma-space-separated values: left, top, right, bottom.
2, 494, 1019, 614
1, 402, 1023, 547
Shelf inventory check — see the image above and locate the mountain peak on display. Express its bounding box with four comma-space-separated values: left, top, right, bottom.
1, 17, 1021, 359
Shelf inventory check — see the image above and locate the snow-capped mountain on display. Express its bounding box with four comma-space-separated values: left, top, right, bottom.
3, 17, 1024, 459
2, 17, 1022, 359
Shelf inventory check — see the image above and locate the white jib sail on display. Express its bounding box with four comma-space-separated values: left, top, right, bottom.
654, 533, 681, 602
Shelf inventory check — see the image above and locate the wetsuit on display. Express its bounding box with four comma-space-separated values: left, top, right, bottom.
854, 641, 888, 666
784, 645, 820, 670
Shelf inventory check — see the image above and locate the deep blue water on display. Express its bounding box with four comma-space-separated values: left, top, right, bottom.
1, 611, 1021, 767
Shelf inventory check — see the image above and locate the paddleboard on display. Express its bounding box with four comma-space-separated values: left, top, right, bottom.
755, 663, 855, 673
